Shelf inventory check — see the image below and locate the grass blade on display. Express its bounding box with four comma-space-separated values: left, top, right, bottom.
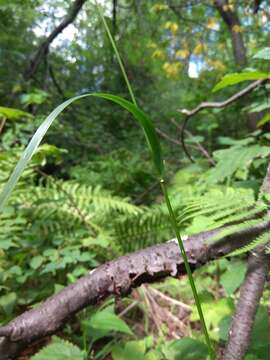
0, 93, 163, 212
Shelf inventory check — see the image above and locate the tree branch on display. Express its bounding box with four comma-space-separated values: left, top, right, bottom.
222, 163, 270, 360
222, 248, 270, 360
179, 79, 267, 118
24, 0, 87, 80
178, 79, 268, 162
0, 220, 269, 359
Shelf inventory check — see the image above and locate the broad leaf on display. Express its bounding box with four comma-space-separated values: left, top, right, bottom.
257, 114, 270, 128
89, 309, 133, 336
253, 47, 270, 61
220, 260, 247, 296
30, 336, 84, 360
213, 72, 270, 92
0, 106, 32, 120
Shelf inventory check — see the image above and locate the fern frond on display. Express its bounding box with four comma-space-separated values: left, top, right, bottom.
207, 219, 265, 244
18, 179, 142, 244
228, 230, 270, 257
178, 188, 256, 230
113, 204, 171, 252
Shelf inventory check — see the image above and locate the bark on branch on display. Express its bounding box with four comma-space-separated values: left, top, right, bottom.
222, 248, 270, 360
0, 221, 269, 359
24, 0, 87, 80
222, 163, 270, 360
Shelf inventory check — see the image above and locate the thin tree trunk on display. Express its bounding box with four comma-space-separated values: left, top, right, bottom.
214, 0, 247, 67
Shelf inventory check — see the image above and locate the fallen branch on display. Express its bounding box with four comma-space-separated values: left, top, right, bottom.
24, 0, 87, 80
0, 221, 269, 359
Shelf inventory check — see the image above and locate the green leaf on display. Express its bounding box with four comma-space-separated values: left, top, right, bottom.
124, 341, 147, 360
0, 106, 32, 120
218, 315, 231, 341
0, 93, 163, 213
253, 48, 270, 61
21, 89, 49, 106
29, 256, 44, 270
212, 72, 270, 92
0, 292, 17, 315
244, 355, 262, 360
191, 298, 234, 340
250, 306, 270, 350
257, 113, 270, 128
162, 338, 208, 360
89, 308, 133, 335
220, 260, 247, 296
93, 93, 164, 176
0, 240, 18, 250
30, 336, 84, 360
112, 345, 125, 360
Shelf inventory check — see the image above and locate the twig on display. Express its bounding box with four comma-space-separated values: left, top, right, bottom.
185, 129, 216, 166
24, 0, 87, 80
178, 79, 268, 162
156, 127, 181, 146
119, 301, 138, 318
149, 287, 192, 311
157, 125, 215, 165
179, 80, 267, 118
0, 118, 6, 135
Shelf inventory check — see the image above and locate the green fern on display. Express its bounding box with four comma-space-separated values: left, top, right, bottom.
230, 230, 270, 257
16, 178, 142, 251
205, 144, 270, 184
175, 186, 270, 257
113, 204, 171, 252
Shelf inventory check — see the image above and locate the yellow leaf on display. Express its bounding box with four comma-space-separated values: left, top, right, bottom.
151, 4, 168, 12
207, 17, 219, 30
207, 59, 226, 71
152, 49, 165, 60
176, 49, 189, 59
193, 43, 207, 55
162, 62, 181, 79
164, 21, 178, 34
147, 41, 157, 49
232, 24, 242, 33
222, 4, 234, 11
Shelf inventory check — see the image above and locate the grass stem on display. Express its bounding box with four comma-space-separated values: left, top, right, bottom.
96, 2, 214, 358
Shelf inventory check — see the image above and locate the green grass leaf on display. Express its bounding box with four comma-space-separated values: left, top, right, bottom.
0, 93, 163, 212
93, 93, 164, 176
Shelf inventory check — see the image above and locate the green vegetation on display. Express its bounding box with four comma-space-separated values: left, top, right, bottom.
0, 1, 270, 359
